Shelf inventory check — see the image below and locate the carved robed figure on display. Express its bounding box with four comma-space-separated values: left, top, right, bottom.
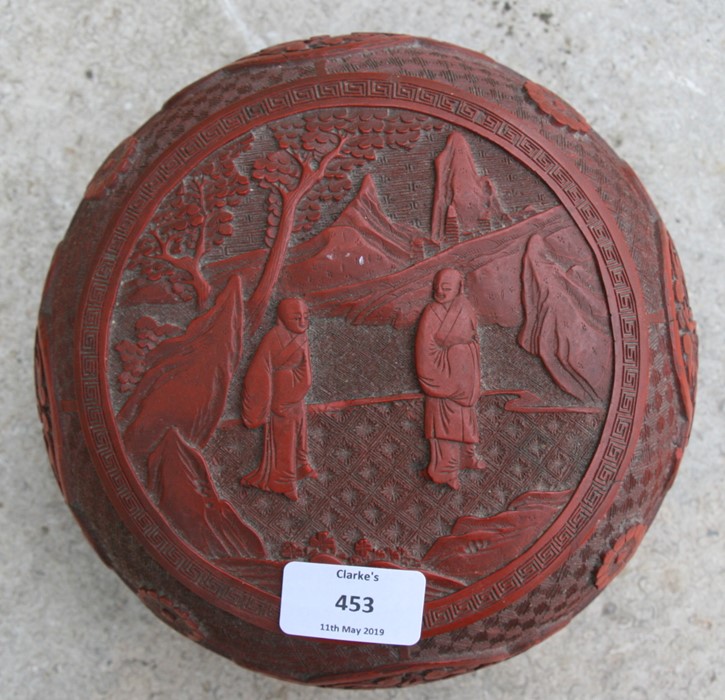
241, 298, 316, 500
416, 268, 485, 489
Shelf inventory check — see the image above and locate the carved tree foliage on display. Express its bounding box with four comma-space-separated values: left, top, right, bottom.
115, 316, 182, 393
247, 108, 441, 331
129, 135, 253, 308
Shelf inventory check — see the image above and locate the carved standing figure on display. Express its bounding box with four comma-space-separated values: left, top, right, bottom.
241, 298, 316, 500
415, 268, 485, 489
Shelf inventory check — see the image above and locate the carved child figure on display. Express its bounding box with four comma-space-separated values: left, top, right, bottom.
241, 298, 317, 500
415, 268, 485, 489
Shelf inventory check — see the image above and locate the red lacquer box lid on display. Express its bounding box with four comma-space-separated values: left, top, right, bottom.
36, 33, 697, 687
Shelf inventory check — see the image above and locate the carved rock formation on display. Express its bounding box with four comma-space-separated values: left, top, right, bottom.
422, 489, 572, 579
148, 428, 266, 559
147, 428, 265, 558
120, 276, 245, 458
431, 132, 510, 243
518, 234, 612, 403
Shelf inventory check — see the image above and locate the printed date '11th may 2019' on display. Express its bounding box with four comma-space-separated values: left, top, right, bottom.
321, 622, 385, 638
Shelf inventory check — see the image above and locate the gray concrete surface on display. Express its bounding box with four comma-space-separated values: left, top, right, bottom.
1, 1, 723, 698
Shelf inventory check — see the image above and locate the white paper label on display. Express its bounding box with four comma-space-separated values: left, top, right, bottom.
279, 562, 426, 646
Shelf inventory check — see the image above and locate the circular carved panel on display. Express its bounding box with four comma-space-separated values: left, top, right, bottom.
39, 35, 695, 687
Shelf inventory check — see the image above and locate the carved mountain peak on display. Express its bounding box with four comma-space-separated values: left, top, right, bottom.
431, 132, 510, 243
279, 175, 427, 293
334, 173, 424, 253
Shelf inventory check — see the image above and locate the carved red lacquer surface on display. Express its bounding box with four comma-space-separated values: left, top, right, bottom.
37, 34, 696, 687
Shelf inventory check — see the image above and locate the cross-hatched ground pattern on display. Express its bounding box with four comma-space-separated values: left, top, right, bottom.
210, 393, 604, 566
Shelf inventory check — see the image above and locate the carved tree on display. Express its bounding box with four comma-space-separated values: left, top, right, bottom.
129, 136, 252, 308
115, 316, 182, 393
247, 108, 441, 331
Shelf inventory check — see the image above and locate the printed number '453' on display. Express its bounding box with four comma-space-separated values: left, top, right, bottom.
335, 595, 374, 613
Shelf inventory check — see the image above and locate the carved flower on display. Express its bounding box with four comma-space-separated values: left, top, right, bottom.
354, 538, 374, 558
84, 135, 138, 200
524, 81, 590, 133
309, 531, 337, 554
595, 523, 647, 590
233, 34, 400, 69
281, 541, 306, 559
137, 589, 204, 642
257, 34, 375, 57
670, 238, 699, 400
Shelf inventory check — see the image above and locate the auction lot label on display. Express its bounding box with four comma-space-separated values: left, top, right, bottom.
280, 562, 426, 645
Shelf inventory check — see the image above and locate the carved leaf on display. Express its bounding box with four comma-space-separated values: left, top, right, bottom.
115, 317, 182, 392
252, 150, 300, 190
127, 138, 250, 305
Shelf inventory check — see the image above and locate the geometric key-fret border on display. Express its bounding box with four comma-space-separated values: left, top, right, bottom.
77, 73, 648, 637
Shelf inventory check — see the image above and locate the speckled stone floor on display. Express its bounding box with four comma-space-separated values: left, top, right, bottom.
1, 2, 723, 698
